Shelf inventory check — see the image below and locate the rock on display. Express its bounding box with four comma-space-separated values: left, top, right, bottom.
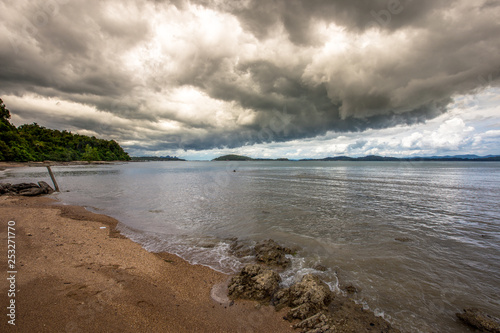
289, 303, 318, 320
344, 284, 360, 294
456, 308, 500, 333
273, 288, 292, 311
293, 312, 330, 332
312, 264, 327, 272
327, 294, 401, 333
19, 186, 45, 196
275, 274, 333, 320
11, 183, 39, 192
0, 181, 54, 196
0, 183, 13, 194
289, 275, 333, 317
228, 264, 281, 303
254, 239, 292, 268
38, 181, 54, 194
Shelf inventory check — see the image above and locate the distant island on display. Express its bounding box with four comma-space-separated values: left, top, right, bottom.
0, 98, 130, 162
212, 154, 253, 161
131, 156, 186, 161
212, 154, 500, 162
212, 154, 289, 161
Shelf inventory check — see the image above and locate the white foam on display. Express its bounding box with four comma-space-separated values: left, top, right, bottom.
117, 224, 244, 274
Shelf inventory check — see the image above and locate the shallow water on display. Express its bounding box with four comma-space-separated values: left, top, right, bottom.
3, 161, 500, 332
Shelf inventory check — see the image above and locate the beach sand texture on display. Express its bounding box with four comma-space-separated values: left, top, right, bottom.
0, 196, 293, 332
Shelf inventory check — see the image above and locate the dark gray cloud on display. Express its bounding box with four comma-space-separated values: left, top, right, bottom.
199, 0, 457, 43
1, 0, 499, 154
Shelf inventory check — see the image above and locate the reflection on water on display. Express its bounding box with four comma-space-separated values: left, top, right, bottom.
3, 161, 500, 332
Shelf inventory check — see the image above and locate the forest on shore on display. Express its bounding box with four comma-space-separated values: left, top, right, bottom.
0, 98, 130, 162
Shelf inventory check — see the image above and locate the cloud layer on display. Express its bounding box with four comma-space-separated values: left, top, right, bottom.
1, 0, 499, 154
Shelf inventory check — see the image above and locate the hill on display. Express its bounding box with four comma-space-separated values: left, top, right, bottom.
212, 154, 254, 161
212, 155, 291, 161
131, 156, 185, 161
0, 98, 130, 162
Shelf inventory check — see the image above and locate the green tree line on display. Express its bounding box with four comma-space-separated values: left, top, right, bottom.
0, 98, 130, 162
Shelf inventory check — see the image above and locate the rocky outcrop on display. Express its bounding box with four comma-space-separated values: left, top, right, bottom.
11, 182, 38, 192
227, 239, 400, 333
0, 183, 13, 194
274, 274, 333, 320
19, 186, 45, 196
456, 308, 500, 332
292, 312, 331, 333
0, 181, 54, 196
229, 239, 298, 266
227, 264, 281, 303
254, 239, 293, 268
229, 264, 335, 327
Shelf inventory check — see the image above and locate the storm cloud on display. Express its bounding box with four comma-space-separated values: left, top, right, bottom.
1, 0, 499, 154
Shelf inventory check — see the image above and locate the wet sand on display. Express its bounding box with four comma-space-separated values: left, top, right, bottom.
0, 196, 293, 332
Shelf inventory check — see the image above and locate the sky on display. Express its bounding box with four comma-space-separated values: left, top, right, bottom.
1, 0, 500, 160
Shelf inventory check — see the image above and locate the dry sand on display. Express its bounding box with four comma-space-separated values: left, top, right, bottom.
0, 196, 293, 332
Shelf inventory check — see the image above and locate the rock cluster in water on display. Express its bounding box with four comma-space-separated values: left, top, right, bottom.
227, 264, 281, 302
456, 308, 500, 333
230, 238, 296, 268
228, 239, 401, 333
274, 274, 332, 320
254, 239, 294, 268
0, 182, 54, 196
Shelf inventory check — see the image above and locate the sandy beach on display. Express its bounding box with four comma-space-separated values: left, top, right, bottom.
0, 196, 293, 332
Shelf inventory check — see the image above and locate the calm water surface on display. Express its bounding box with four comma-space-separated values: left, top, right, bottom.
3, 161, 500, 332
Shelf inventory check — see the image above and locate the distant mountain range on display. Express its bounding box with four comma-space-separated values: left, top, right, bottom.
302, 154, 500, 161
211, 154, 500, 162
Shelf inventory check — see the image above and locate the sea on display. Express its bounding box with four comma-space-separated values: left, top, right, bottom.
2, 161, 499, 332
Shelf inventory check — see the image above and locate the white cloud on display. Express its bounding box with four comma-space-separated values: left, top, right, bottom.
483, 130, 500, 138
424, 118, 474, 149
401, 132, 424, 149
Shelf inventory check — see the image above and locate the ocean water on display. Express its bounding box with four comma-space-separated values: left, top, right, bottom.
2, 161, 500, 332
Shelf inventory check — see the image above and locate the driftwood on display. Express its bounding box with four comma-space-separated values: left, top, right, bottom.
46, 166, 60, 192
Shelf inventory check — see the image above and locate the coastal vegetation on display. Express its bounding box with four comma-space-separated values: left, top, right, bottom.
212, 154, 253, 161
0, 98, 130, 162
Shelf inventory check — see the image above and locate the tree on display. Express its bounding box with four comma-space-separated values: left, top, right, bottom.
0, 98, 20, 160
0, 98, 12, 122
82, 144, 101, 161
0, 98, 130, 162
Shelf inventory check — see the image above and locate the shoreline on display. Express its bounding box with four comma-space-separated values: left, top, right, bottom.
0, 196, 293, 332
0, 161, 121, 171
